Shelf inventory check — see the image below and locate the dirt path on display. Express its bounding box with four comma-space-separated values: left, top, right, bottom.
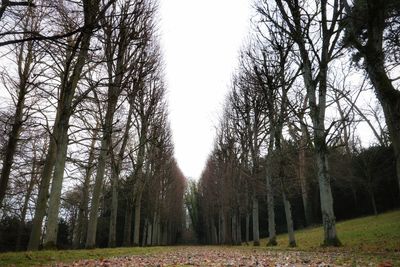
51, 246, 390, 266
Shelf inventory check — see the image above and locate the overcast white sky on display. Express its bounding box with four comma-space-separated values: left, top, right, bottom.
159, 0, 252, 179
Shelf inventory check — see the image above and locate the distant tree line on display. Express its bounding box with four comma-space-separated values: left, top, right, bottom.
0, 0, 186, 251
186, 0, 399, 247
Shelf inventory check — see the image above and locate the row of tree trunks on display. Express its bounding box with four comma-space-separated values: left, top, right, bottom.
72, 127, 99, 248
28, 0, 103, 250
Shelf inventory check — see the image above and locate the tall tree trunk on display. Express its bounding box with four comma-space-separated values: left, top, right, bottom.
299, 125, 313, 226
315, 140, 338, 245
108, 169, 118, 247
73, 128, 98, 248
245, 213, 250, 245
16, 151, 38, 250
211, 218, 218, 244
108, 106, 132, 247
252, 196, 260, 246
28, 137, 57, 250
236, 212, 242, 245
39, 0, 102, 249
231, 212, 237, 245
282, 190, 296, 247
44, 128, 69, 248
266, 134, 277, 246
218, 209, 225, 244
85, 99, 118, 248
123, 199, 133, 246
146, 222, 152, 246
133, 192, 142, 246
141, 218, 148, 247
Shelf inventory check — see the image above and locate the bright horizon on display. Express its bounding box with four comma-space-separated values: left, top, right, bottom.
160, 0, 252, 180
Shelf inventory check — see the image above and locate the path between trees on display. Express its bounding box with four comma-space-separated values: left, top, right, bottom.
49, 246, 392, 266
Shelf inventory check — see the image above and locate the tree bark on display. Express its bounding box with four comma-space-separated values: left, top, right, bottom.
41, 0, 102, 249
85, 96, 118, 248
108, 105, 133, 247
133, 192, 142, 246
123, 199, 133, 246
44, 128, 69, 248
73, 127, 98, 248
28, 137, 57, 250
245, 213, 250, 245
299, 124, 313, 226
16, 150, 38, 250
252, 196, 260, 246
282, 190, 296, 247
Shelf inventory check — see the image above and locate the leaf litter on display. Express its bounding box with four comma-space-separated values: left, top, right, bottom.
50, 246, 395, 267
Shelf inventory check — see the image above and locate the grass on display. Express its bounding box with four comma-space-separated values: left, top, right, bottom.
0, 246, 171, 266
255, 210, 400, 264
0, 210, 399, 266
258, 210, 400, 253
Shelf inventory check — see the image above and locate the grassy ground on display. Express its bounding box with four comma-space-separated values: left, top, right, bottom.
258, 209, 400, 253
0, 246, 171, 266
0, 210, 399, 266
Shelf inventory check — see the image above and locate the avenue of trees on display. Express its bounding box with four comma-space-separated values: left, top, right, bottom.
0, 0, 186, 251
186, 0, 399, 246
0, 0, 399, 252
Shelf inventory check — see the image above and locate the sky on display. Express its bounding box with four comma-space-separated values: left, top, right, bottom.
159, 0, 252, 180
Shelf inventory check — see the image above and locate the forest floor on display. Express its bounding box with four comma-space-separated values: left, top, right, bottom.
0, 210, 399, 266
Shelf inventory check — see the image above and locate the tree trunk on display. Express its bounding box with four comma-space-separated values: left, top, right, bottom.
266, 172, 277, 246
73, 128, 98, 248
266, 134, 277, 246
152, 213, 157, 245
16, 152, 38, 250
236, 213, 242, 245
133, 192, 142, 246
245, 213, 250, 245
108, 169, 118, 248
146, 222, 152, 246
252, 196, 260, 246
35, 0, 101, 249
28, 137, 57, 251
123, 199, 133, 246
231, 212, 237, 245
85, 131, 111, 248
299, 125, 313, 226
44, 128, 69, 248
218, 209, 225, 244
316, 144, 339, 246
211, 218, 218, 244
141, 218, 148, 247
282, 190, 296, 247
108, 105, 132, 248
368, 187, 378, 216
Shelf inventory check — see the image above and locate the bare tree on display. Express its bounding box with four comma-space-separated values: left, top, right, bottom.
342, 0, 400, 194
259, 0, 345, 245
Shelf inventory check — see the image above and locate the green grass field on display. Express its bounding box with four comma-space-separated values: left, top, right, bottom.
260, 210, 400, 254
0, 210, 399, 266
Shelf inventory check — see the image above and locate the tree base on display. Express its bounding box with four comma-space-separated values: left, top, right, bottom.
288, 241, 297, 247
321, 237, 342, 247
43, 241, 57, 250
267, 238, 277, 246
253, 241, 260, 246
